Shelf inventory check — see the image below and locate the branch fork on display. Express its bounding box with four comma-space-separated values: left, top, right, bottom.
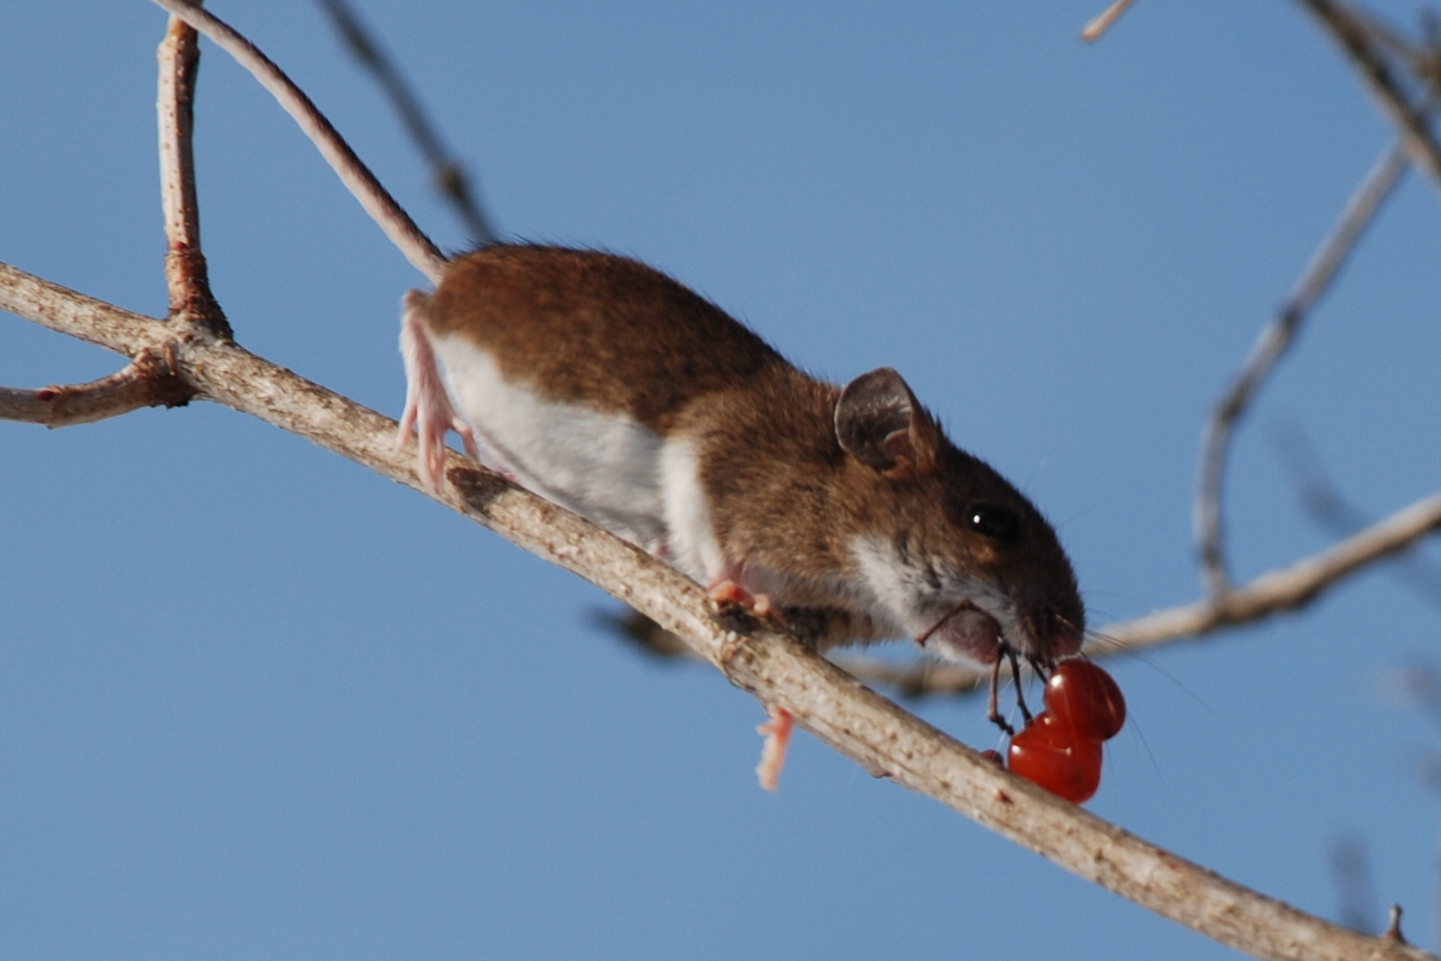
0, 345, 193, 428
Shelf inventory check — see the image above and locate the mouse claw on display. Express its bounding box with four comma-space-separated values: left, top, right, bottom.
708, 580, 780, 622
398, 288, 480, 493
454, 419, 481, 462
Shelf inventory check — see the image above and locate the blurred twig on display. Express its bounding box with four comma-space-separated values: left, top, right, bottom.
1331, 833, 1383, 935
1384, 905, 1408, 945
1200, 2, 1441, 598
316, 0, 499, 246
1298, 0, 1441, 195
1196, 134, 1413, 598
1273, 421, 1441, 611
1081, 0, 1141, 43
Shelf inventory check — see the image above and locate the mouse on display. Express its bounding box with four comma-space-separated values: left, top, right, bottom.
397, 244, 1085, 786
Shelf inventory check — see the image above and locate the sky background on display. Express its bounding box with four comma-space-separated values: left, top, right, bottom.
3, 1, 1441, 959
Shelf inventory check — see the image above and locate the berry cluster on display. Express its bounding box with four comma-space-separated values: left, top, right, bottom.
1001, 660, 1126, 804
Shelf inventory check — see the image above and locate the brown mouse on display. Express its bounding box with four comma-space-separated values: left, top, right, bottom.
398, 245, 1084, 782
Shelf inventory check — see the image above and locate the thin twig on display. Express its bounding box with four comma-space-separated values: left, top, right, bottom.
1384, 904, 1408, 944
0, 348, 193, 427
146, 0, 447, 281
1298, 0, 1441, 196
156, 6, 228, 335
3, 254, 1436, 961
1195, 136, 1410, 597
315, 0, 499, 246
1081, 0, 1141, 43
1272, 420, 1441, 610
1117, 487, 1441, 644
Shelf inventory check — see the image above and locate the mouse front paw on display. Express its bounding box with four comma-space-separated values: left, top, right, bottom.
707, 579, 783, 622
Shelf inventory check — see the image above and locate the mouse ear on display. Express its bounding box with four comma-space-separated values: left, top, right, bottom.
835, 367, 939, 474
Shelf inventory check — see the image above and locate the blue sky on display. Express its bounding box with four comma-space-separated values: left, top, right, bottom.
4, 2, 1441, 958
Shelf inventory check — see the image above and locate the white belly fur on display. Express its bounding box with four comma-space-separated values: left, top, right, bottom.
433, 332, 713, 570
657, 439, 725, 585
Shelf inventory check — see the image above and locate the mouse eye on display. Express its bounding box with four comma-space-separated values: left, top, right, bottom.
961, 502, 1021, 544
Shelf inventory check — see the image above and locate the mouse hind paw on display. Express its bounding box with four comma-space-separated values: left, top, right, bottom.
708, 579, 781, 622
398, 289, 477, 491
755, 704, 794, 791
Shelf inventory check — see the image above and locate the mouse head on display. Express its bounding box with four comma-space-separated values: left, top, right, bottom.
835, 367, 1084, 667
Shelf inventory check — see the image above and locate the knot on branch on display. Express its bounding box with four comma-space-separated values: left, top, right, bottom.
164, 247, 232, 341
446, 463, 515, 513
129, 344, 194, 409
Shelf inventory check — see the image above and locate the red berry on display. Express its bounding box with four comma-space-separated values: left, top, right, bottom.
1044, 659, 1126, 742
1007, 712, 1102, 803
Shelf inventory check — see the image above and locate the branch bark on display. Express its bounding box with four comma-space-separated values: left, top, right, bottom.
0, 348, 192, 427
156, 4, 229, 336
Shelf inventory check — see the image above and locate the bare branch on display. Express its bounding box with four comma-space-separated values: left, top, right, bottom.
146, 0, 446, 282
1115, 487, 1441, 647
0, 263, 167, 354
315, 0, 499, 246
1196, 137, 1409, 597
0, 348, 193, 427
6, 253, 1437, 961
156, 5, 229, 336
1298, 0, 1441, 196
1081, 0, 1141, 43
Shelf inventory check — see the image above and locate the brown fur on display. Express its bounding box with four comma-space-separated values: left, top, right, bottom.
423, 244, 1083, 657
427, 246, 787, 432
678, 371, 1082, 647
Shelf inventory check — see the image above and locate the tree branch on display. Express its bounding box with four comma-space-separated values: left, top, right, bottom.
1081, 0, 1141, 43
1298, 0, 1441, 197
146, 0, 446, 282
3, 252, 1435, 961
156, 3, 230, 336
1195, 136, 1410, 597
1115, 487, 1441, 645
0, 348, 193, 427
0, 263, 168, 353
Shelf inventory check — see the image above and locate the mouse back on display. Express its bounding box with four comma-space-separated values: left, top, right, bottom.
425, 245, 790, 431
